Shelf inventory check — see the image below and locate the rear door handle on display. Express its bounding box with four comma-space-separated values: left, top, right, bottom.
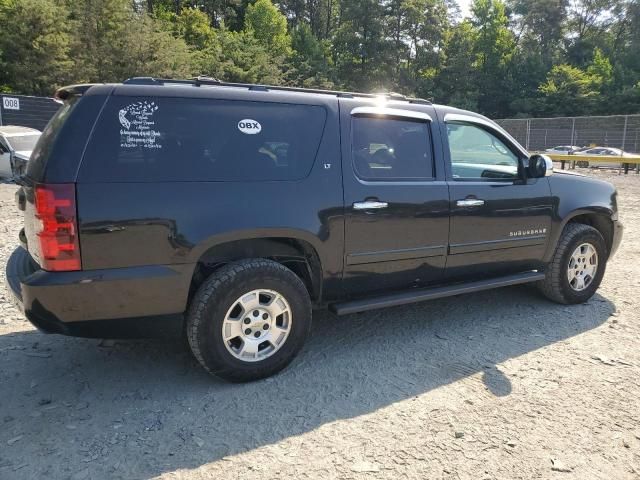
456, 199, 485, 207
353, 201, 388, 210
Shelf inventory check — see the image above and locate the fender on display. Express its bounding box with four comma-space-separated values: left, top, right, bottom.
544, 172, 618, 262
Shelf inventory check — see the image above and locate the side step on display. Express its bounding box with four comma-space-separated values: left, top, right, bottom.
330, 271, 545, 316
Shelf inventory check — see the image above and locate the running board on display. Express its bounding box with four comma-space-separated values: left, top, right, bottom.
330, 271, 545, 316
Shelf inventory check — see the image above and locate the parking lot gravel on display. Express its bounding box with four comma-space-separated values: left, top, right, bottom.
1, 169, 639, 480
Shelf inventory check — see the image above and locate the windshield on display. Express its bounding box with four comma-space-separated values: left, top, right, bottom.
7, 134, 40, 152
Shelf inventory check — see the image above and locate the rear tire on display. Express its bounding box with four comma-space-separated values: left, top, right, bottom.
187, 259, 312, 382
537, 223, 607, 304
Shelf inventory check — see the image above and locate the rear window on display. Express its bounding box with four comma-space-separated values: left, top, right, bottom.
79, 97, 327, 182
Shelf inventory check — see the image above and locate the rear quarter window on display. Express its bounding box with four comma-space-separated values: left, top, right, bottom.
79, 97, 327, 182
26, 98, 74, 180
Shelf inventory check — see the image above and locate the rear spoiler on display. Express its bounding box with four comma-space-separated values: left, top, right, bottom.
54, 84, 98, 101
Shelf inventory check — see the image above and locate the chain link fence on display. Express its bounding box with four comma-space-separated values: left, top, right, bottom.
495, 114, 640, 154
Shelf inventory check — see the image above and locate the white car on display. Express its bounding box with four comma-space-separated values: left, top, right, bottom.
575, 147, 636, 168
578, 147, 633, 157
545, 145, 582, 154
0, 126, 41, 179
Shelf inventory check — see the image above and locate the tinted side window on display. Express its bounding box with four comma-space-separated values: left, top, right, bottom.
79, 97, 327, 182
351, 116, 433, 181
446, 122, 519, 180
27, 97, 75, 179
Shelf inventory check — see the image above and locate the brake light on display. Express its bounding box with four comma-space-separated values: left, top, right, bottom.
34, 183, 81, 271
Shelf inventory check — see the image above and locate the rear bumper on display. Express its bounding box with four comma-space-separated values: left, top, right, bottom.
5, 247, 190, 338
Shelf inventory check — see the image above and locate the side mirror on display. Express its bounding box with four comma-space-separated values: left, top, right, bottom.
527, 154, 553, 178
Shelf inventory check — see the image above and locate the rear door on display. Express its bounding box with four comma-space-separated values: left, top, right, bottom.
340, 99, 449, 296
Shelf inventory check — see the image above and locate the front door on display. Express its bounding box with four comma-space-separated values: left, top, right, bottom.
442, 113, 553, 279
340, 99, 449, 296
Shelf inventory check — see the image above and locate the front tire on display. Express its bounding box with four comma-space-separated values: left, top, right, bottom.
187, 259, 312, 382
537, 223, 607, 304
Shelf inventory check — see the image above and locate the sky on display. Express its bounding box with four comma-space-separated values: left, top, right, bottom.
457, 0, 473, 18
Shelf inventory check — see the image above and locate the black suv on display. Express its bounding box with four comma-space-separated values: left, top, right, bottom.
6, 78, 623, 382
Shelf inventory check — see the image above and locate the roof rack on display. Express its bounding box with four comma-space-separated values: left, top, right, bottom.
122, 76, 432, 105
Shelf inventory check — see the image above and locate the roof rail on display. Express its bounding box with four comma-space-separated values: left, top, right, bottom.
122, 76, 432, 105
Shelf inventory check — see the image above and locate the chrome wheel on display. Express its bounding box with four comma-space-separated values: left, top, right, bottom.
222, 289, 292, 362
567, 243, 598, 291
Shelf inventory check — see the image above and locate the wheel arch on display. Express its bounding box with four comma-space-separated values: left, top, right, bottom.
546, 208, 614, 261
189, 236, 324, 304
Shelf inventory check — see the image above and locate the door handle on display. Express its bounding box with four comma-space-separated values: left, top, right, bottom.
353, 200, 388, 210
456, 199, 485, 207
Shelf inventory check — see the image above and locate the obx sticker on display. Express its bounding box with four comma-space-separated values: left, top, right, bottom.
238, 119, 262, 134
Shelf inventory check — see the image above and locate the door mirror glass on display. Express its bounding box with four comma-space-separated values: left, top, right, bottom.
528, 154, 553, 178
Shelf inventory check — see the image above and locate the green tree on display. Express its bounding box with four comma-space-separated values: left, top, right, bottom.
509, 0, 567, 65
170, 7, 217, 50
470, 0, 516, 116
401, 0, 448, 57
244, 0, 292, 56
332, 0, 393, 91
504, 0, 567, 116
433, 21, 479, 110
120, 15, 196, 79
201, 26, 284, 83
605, 0, 640, 113
538, 64, 600, 115
587, 47, 613, 85
400, 0, 449, 95
0, 0, 72, 95
565, 0, 617, 67
287, 23, 333, 87
1, 0, 639, 119
279, 0, 337, 39
67, 0, 194, 82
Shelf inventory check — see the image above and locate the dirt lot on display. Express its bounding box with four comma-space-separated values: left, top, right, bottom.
1, 169, 639, 480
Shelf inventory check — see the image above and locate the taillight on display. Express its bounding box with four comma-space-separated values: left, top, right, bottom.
34, 183, 81, 271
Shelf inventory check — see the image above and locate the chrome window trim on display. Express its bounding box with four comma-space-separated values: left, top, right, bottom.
351, 106, 432, 122
443, 112, 529, 158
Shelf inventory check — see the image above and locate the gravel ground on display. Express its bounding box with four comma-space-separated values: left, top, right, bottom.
1, 169, 639, 480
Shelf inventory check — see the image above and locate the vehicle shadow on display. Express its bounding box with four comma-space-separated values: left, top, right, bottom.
0, 286, 615, 479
